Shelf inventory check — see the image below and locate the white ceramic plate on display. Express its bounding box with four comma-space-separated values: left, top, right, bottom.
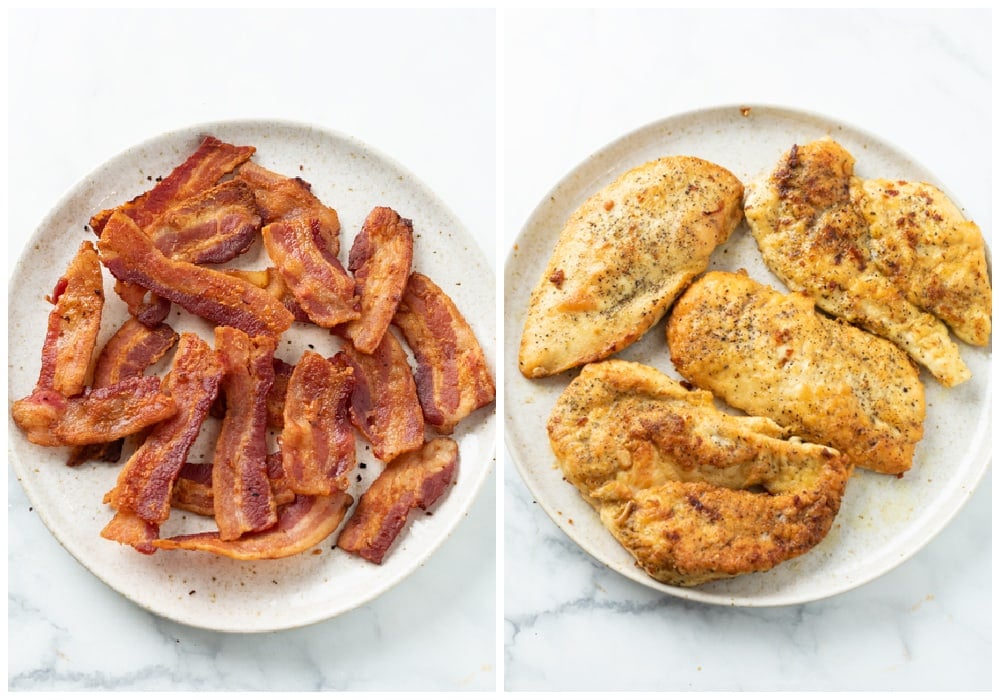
8, 119, 496, 632
504, 105, 991, 607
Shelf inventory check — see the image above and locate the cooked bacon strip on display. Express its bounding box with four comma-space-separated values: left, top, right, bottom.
67, 318, 178, 465
337, 332, 424, 463
212, 327, 278, 540
12, 241, 106, 445
342, 207, 414, 353
337, 437, 458, 564
13, 377, 176, 447
36, 241, 105, 397
145, 179, 261, 264
280, 352, 355, 496
99, 212, 294, 337
90, 136, 255, 235
153, 492, 353, 560
262, 217, 360, 327
235, 161, 341, 256
102, 334, 223, 545
392, 272, 495, 433
224, 268, 310, 322
171, 454, 295, 516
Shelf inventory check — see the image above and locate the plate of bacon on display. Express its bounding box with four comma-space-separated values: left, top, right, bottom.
8, 120, 496, 632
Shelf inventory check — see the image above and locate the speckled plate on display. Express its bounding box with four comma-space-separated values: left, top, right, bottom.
8, 119, 496, 632
504, 105, 991, 606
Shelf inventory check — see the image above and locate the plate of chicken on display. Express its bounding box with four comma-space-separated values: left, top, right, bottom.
9, 120, 496, 631
504, 104, 991, 605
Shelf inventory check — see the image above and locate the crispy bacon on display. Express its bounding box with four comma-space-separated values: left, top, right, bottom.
279, 352, 355, 496
171, 454, 295, 516
67, 318, 178, 465
37, 241, 105, 397
342, 207, 414, 353
224, 268, 310, 322
152, 492, 353, 560
392, 272, 495, 433
102, 334, 223, 552
212, 327, 278, 540
337, 437, 458, 564
145, 179, 261, 264
235, 161, 341, 256
99, 212, 294, 337
90, 136, 255, 235
99, 510, 159, 556
262, 217, 360, 328
13, 377, 177, 447
337, 332, 424, 463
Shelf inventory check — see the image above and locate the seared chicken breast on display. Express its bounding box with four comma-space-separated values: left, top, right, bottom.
519, 156, 743, 378
667, 270, 925, 475
744, 138, 971, 387
547, 360, 852, 586
851, 178, 991, 346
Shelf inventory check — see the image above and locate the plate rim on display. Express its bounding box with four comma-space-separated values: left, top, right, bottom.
8, 117, 497, 632
503, 102, 992, 608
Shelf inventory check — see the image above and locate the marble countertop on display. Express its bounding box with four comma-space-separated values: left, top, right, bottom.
7, 9, 496, 692
502, 8, 991, 692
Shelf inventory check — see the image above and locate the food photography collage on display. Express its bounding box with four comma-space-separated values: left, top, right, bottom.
6, 7, 991, 696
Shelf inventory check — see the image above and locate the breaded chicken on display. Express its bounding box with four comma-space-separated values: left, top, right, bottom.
667, 270, 925, 475
851, 178, 991, 346
744, 138, 971, 387
518, 156, 743, 378
547, 360, 852, 586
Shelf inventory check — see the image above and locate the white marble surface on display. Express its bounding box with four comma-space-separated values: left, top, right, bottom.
503, 8, 991, 692
7, 9, 496, 692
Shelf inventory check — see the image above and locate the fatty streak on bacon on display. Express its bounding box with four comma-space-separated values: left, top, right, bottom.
338, 332, 424, 463
392, 272, 495, 434
144, 179, 261, 264
342, 207, 414, 354
280, 352, 356, 496
337, 437, 458, 565
89, 135, 255, 235
171, 455, 295, 517
212, 327, 278, 541
235, 161, 341, 256
263, 217, 360, 327
99, 212, 294, 337
67, 318, 179, 466
101, 334, 224, 552
153, 492, 353, 561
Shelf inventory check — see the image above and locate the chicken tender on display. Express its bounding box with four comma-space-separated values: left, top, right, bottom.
744, 138, 970, 387
667, 270, 925, 475
519, 156, 743, 378
547, 360, 852, 586
851, 178, 991, 346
